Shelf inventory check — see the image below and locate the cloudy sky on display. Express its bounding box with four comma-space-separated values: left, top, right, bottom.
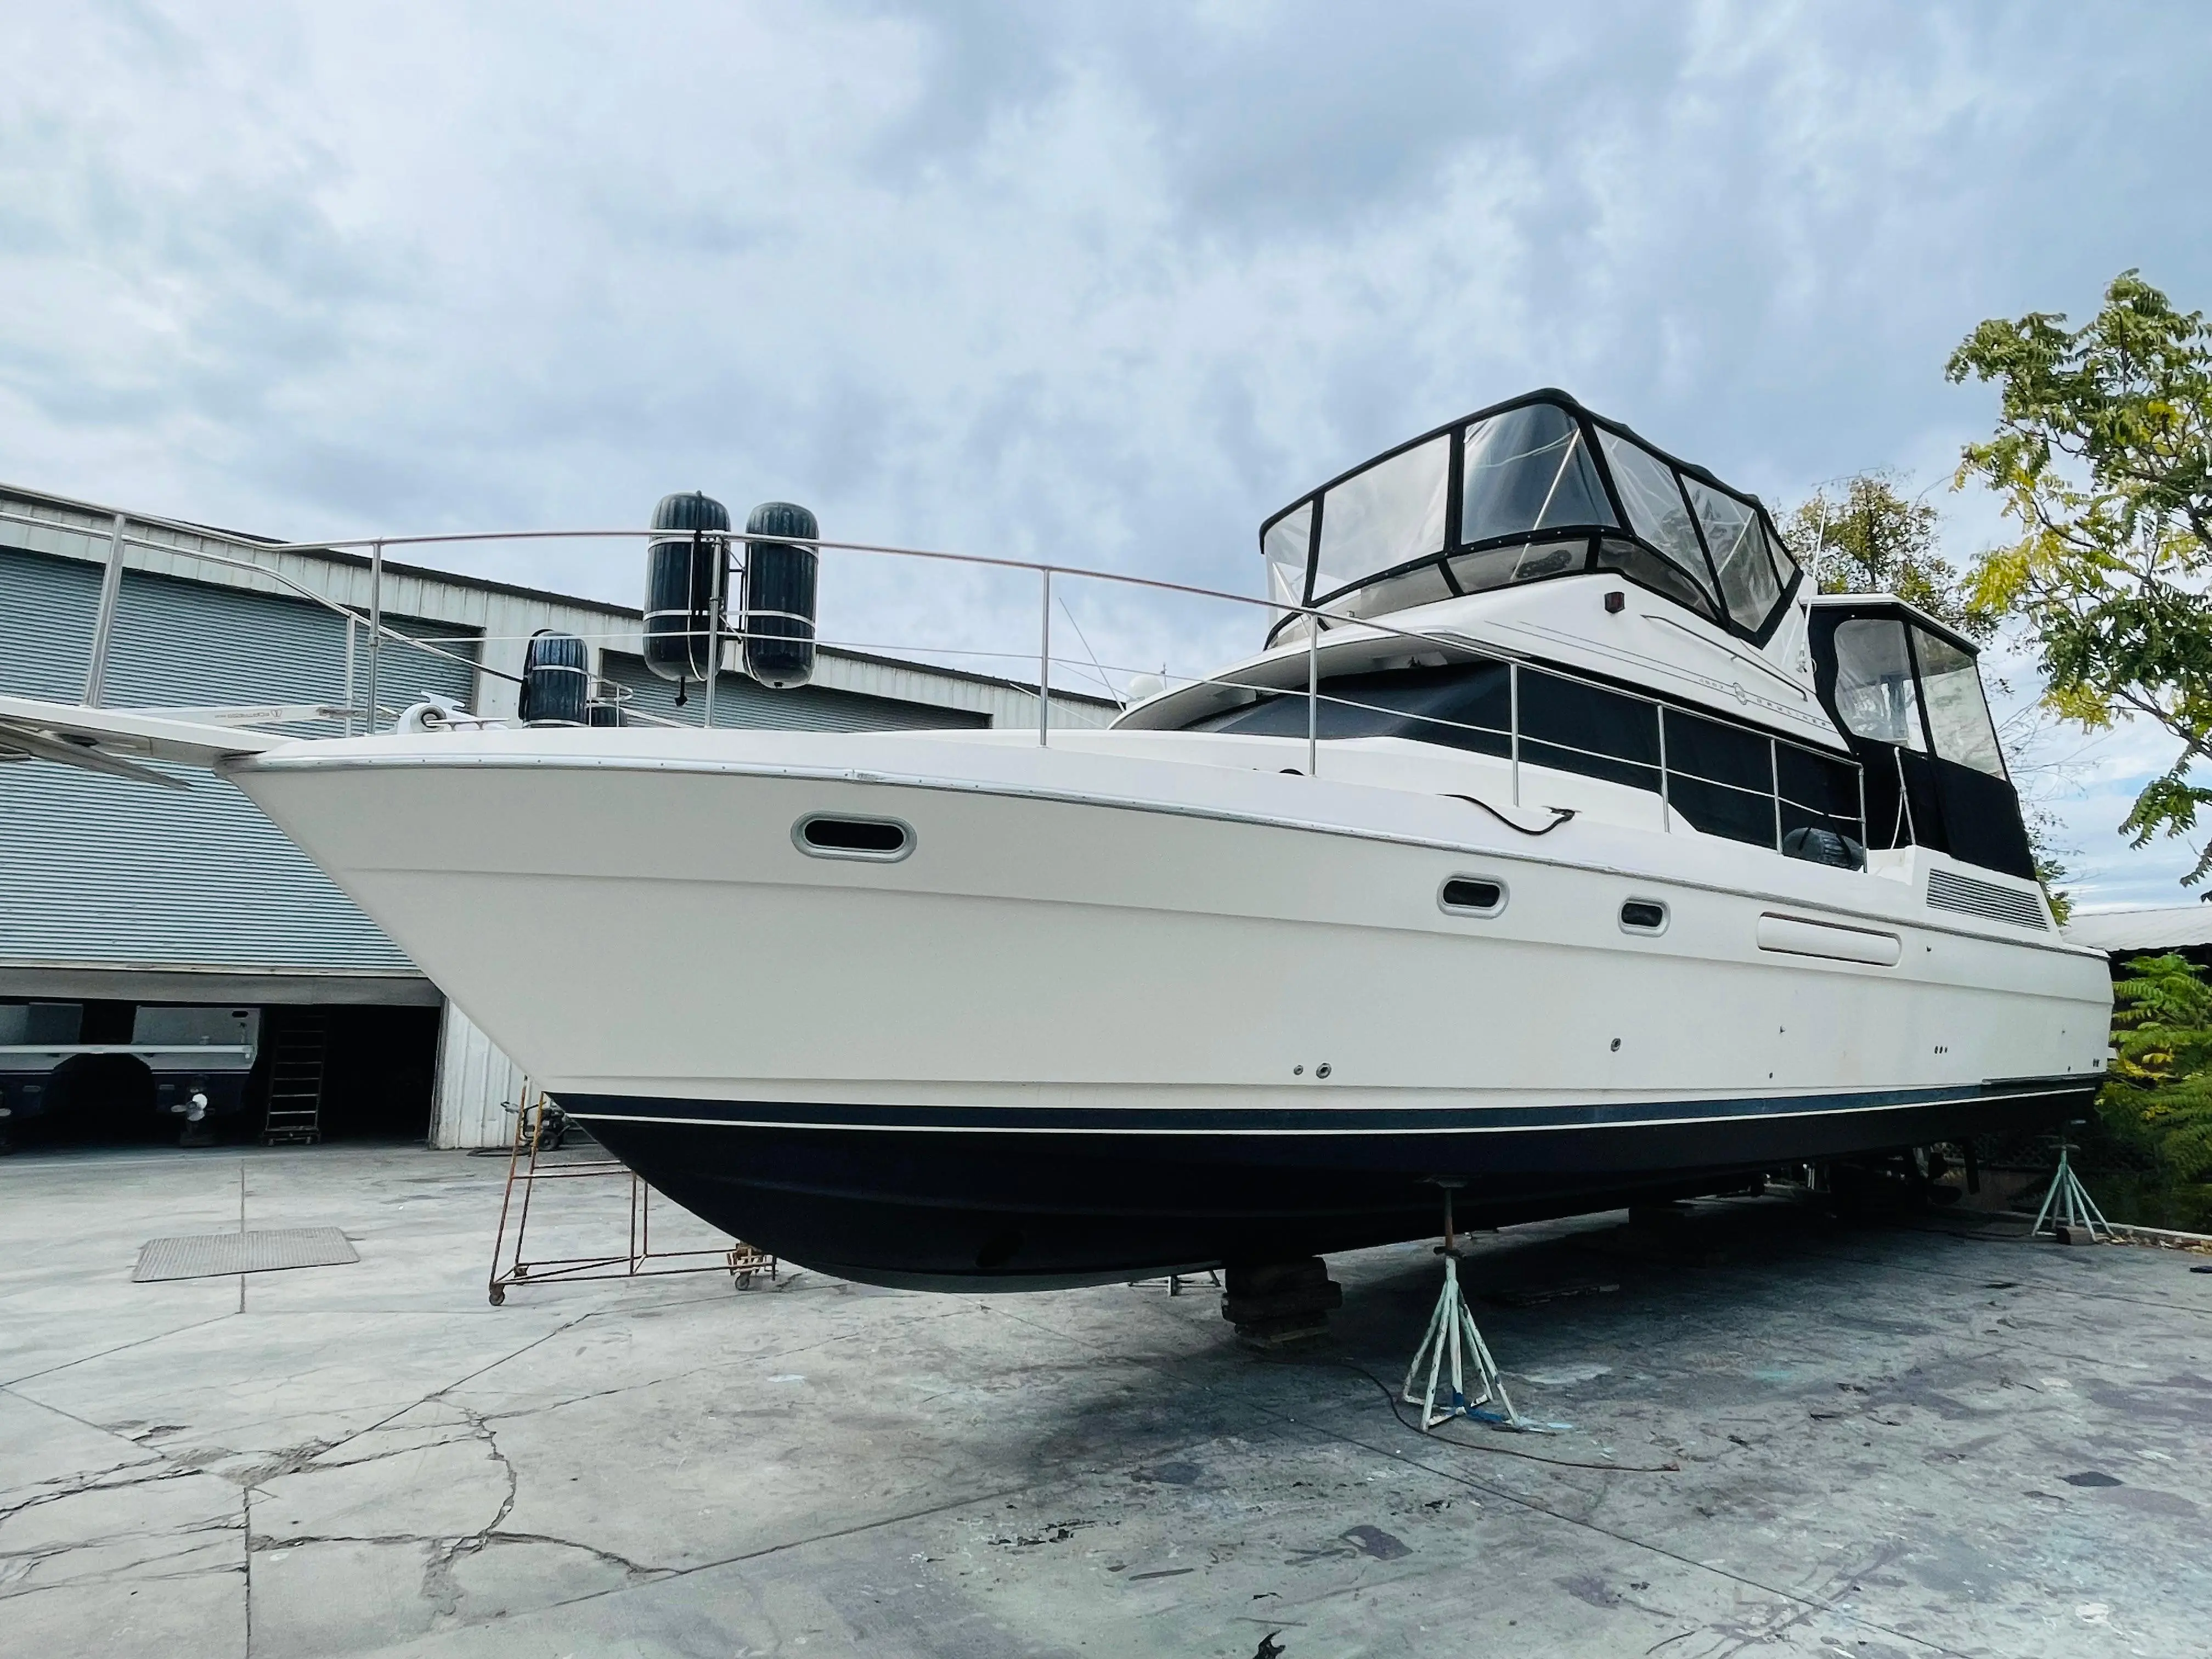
4, 2, 2208, 905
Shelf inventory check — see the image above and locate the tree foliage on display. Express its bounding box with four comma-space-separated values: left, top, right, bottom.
1947, 271, 2212, 888
2096, 952, 2212, 1225
1785, 472, 1993, 641
1785, 471, 2076, 903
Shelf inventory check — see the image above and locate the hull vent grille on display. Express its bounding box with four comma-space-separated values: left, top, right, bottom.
1927, 867, 2048, 930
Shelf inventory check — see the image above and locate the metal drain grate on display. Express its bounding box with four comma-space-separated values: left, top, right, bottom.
133, 1227, 359, 1283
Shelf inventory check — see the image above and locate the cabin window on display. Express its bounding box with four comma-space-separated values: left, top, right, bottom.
1776, 744, 1864, 842
1593, 431, 1720, 612
1459, 403, 1616, 545
1911, 628, 2005, 777
1827, 618, 1925, 751
1313, 435, 1451, 601
1518, 668, 1660, 792
1661, 707, 1776, 845
1264, 502, 1313, 616
1593, 537, 1720, 622
1186, 662, 1512, 755
1687, 478, 1781, 631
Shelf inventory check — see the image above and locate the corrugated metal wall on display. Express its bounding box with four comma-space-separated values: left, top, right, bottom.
0, 547, 476, 973
430, 1001, 525, 1150
601, 651, 991, 731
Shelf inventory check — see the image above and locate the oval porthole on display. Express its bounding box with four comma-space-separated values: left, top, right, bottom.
794, 814, 913, 862
1439, 877, 1507, 917
1620, 899, 1668, 934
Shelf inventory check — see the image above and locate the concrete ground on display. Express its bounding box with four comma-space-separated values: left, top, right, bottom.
2, 1145, 2208, 1659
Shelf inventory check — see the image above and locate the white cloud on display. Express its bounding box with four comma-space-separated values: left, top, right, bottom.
3, 0, 2209, 893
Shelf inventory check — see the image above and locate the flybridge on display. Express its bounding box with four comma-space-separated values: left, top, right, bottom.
1261, 389, 1803, 646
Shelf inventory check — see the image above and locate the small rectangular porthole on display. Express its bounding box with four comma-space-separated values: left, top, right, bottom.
1438, 877, 1507, 917
793, 814, 913, 862
1619, 898, 1668, 935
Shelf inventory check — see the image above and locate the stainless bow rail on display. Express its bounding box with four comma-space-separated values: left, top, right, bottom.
15, 507, 1866, 851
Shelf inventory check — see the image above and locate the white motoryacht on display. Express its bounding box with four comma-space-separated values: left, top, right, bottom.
0, 391, 2113, 1288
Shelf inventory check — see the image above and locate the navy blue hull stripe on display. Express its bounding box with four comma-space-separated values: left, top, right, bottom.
562, 1076, 2092, 1137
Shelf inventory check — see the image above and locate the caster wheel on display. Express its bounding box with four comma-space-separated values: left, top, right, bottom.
488, 1286, 506, 1306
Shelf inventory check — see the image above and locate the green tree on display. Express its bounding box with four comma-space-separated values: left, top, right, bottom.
2094, 952, 2212, 1229
1947, 271, 2212, 888
1786, 471, 2075, 906
1786, 472, 1994, 642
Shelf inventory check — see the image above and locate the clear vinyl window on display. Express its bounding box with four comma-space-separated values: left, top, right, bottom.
1829, 618, 1925, 750
1257, 397, 1798, 649
1687, 478, 1780, 631
1459, 403, 1616, 545
1593, 431, 1720, 610
1313, 434, 1451, 601
1763, 521, 1801, 589
1911, 628, 2006, 777
1264, 502, 1312, 614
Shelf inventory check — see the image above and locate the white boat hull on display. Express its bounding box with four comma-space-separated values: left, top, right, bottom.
229, 726, 2112, 1285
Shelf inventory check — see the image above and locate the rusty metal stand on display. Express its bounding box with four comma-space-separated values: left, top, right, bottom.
487, 1084, 775, 1306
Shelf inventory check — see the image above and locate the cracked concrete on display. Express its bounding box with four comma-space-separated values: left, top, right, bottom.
3, 1145, 2210, 1656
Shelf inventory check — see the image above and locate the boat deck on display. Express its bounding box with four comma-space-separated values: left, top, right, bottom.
4, 1143, 2205, 1656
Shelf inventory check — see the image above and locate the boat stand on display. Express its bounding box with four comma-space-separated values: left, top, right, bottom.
1403, 1184, 1526, 1431
1128, 1269, 1221, 1296
2030, 1136, 2112, 1244
487, 1084, 776, 1305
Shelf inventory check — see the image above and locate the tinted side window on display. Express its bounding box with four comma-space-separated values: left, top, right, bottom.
1187, 663, 1510, 757
1449, 538, 1589, 596
1519, 669, 1659, 791
1594, 537, 1719, 622
1776, 744, 1863, 842
1662, 707, 1775, 845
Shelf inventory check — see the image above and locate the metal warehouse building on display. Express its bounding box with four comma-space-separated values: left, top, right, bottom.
0, 483, 1113, 1150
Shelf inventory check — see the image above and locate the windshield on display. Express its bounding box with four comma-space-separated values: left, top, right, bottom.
1261, 393, 1796, 648
1459, 403, 1615, 543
